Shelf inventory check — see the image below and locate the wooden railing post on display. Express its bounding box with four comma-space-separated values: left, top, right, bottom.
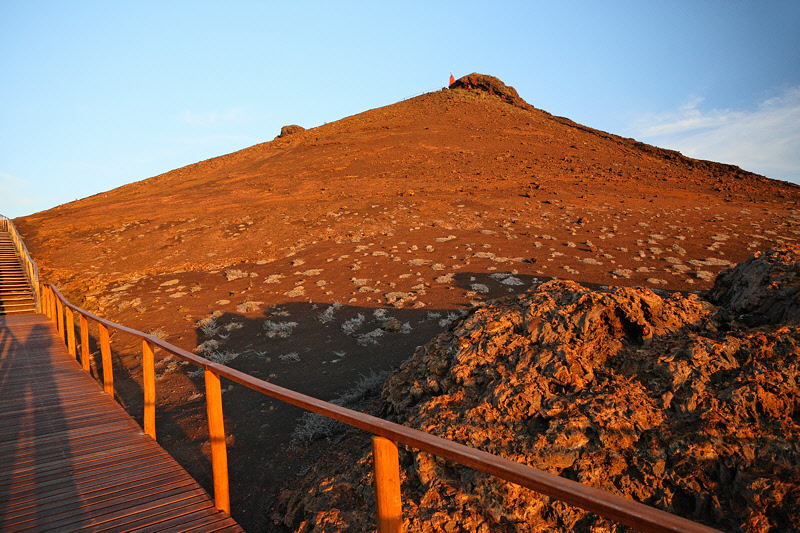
56, 297, 64, 339
142, 339, 156, 439
42, 286, 49, 319
79, 314, 90, 372
98, 323, 114, 396
66, 309, 76, 359
48, 287, 56, 323
50, 288, 57, 324
373, 436, 403, 533
205, 369, 230, 513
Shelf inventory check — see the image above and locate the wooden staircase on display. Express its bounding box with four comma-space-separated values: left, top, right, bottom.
0, 229, 37, 315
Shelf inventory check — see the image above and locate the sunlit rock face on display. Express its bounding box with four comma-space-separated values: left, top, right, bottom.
279, 247, 800, 532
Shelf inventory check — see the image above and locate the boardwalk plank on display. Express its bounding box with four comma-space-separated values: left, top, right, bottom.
0, 462, 187, 510
107, 503, 219, 532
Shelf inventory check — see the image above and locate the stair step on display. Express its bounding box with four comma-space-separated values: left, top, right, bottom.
0, 304, 37, 312
0, 229, 35, 315
0, 295, 35, 302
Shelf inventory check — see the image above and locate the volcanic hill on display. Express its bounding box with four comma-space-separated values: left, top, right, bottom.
15, 74, 800, 531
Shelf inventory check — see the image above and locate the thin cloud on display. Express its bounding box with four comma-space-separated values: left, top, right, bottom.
633, 87, 800, 182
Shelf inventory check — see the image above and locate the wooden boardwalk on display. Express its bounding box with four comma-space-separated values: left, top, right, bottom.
0, 313, 243, 532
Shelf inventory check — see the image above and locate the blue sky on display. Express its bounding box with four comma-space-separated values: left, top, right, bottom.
2, 1, 799, 219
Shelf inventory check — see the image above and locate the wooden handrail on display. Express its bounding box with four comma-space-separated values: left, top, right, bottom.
43, 283, 720, 533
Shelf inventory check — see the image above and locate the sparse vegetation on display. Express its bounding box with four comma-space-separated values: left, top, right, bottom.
439, 310, 467, 328
236, 301, 263, 313
470, 283, 490, 294
317, 302, 342, 323
356, 328, 384, 345
149, 327, 169, 339
195, 339, 220, 354
207, 350, 239, 364
341, 314, 365, 334
263, 320, 299, 338
197, 316, 220, 336
290, 370, 390, 445
224, 269, 250, 281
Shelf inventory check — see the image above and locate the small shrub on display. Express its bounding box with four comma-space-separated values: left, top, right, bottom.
224, 269, 249, 281
285, 286, 306, 297
341, 314, 365, 334
317, 302, 342, 323
207, 350, 239, 365
470, 283, 490, 294
356, 328, 384, 346
195, 339, 220, 354
263, 321, 299, 338
291, 370, 389, 446
236, 301, 264, 313
149, 327, 169, 339
197, 316, 220, 336
439, 311, 466, 328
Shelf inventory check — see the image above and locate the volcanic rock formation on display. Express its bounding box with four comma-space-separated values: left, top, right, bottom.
277, 246, 800, 532
449, 73, 534, 111
708, 245, 800, 327
277, 124, 306, 138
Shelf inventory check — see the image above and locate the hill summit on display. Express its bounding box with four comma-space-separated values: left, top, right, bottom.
449, 72, 534, 111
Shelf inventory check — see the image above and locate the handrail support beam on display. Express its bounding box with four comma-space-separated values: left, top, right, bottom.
143, 339, 156, 439
205, 369, 231, 513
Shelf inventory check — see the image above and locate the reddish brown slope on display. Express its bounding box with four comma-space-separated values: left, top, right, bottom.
18, 78, 794, 286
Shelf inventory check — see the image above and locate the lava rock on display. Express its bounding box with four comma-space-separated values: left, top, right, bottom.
277, 248, 800, 532
278, 124, 306, 138
708, 244, 800, 325
449, 73, 534, 111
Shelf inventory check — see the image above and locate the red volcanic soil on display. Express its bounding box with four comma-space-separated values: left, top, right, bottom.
16, 74, 800, 531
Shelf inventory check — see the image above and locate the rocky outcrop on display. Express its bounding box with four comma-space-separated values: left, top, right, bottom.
277, 124, 306, 138
276, 248, 800, 532
708, 244, 800, 326
449, 73, 534, 111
